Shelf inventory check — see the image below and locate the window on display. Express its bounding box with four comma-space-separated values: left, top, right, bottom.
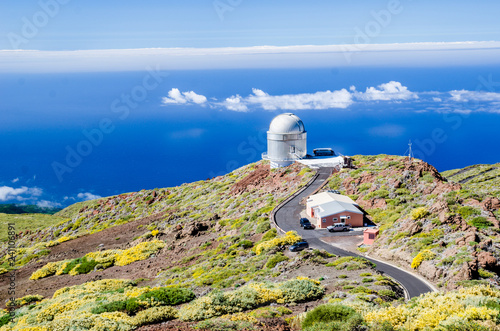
322, 219, 326, 223
290, 146, 296, 153
347, 216, 351, 219
368, 233, 376, 240
333, 218, 337, 221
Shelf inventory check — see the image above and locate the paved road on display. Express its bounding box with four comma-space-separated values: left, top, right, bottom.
275, 167, 434, 299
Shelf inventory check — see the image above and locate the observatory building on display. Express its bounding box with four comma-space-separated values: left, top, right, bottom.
262, 113, 307, 168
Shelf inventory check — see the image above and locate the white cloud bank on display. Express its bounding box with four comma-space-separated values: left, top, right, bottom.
353, 81, 418, 101
3, 41, 500, 73
162, 82, 500, 113
0, 186, 42, 201
162, 88, 207, 105
162, 81, 419, 111
449, 90, 500, 103
77, 192, 102, 201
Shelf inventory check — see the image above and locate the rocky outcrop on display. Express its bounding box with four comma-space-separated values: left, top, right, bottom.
419, 260, 445, 281
478, 251, 498, 270
175, 222, 211, 239
455, 231, 479, 246
451, 260, 479, 287
482, 197, 500, 211
399, 219, 422, 236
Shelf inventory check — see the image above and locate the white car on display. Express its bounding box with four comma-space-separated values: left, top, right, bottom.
327, 223, 351, 232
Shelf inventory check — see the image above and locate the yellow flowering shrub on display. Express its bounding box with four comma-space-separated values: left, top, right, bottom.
0, 268, 8, 275
296, 276, 321, 285
11, 295, 44, 307
56, 236, 73, 243
179, 278, 324, 321
411, 249, 436, 269
29, 240, 165, 280
29, 260, 68, 280
86, 249, 120, 265
246, 283, 283, 304
410, 207, 429, 220
254, 231, 301, 255
2, 279, 179, 330
151, 230, 159, 237
222, 312, 258, 323
365, 285, 500, 330
132, 306, 178, 325
115, 240, 166, 266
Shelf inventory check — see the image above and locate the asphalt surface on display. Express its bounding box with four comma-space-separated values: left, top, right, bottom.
275, 167, 434, 299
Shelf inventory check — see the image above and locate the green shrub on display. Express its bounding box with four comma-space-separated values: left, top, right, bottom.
62, 258, 83, 274
326, 256, 375, 270
358, 183, 372, 193
469, 217, 492, 229
302, 304, 364, 329
125, 298, 144, 315
348, 286, 374, 294
478, 268, 495, 279
73, 257, 98, 274
261, 228, 277, 241
362, 278, 374, 283
255, 222, 271, 234
265, 252, 289, 269
359, 272, 372, 277
364, 189, 389, 200
338, 275, 348, 279
395, 188, 411, 196
0, 313, 11, 328
377, 289, 396, 298
91, 300, 128, 314
195, 318, 254, 331
457, 206, 481, 219
238, 240, 254, 249
138, 287, 195, 306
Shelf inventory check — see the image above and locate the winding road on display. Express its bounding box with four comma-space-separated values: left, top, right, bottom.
275, 167, 434, 298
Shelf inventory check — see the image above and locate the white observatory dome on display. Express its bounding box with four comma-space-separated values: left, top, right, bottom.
263, 113, 307, 168
268, 113, 305, 134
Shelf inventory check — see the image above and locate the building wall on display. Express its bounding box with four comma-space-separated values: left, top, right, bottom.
314, 211, 364, 229
363, 229, 379, 245
306, 203, 316, 218
267, 132, 307, 161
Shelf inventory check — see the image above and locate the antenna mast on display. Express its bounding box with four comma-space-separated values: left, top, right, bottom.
408, 140, 413, 163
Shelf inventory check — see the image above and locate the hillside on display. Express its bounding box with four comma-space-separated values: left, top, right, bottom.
0, 204, 61, 215
325, 155, 500, 290
442, 163, 500, 200
1, 157, 500, 330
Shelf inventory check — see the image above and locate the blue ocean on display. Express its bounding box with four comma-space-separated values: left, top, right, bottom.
1, 67, 499, 206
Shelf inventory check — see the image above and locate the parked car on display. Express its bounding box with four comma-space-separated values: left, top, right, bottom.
299, 218, 311, 227
327, 223, 351, 232
303, 222, 314, 229
289, 241, 309, 252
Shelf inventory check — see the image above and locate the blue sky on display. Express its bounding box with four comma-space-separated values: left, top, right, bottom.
1, 1, 500, 207
1, 0, 500, 51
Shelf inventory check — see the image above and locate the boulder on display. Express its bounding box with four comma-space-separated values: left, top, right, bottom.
418, 260, 443, 281
479, 238, 492, 250
452, 260, 478, 283
455, 231, 478, 246
430, 200, 449, 214
478, 251, 498, 270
